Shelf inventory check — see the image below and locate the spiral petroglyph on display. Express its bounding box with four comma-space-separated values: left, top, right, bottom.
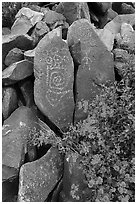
44, 49, 72, 106
34, 30, 74, 128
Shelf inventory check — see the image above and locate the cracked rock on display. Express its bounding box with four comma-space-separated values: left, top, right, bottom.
67, 19, 114, 122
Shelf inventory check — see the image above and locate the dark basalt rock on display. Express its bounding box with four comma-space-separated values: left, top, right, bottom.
67, 19, 114, 122
2, 86, 18, 120
59, 150, 91, 201
42, 8, 66, 29
31, 21, 49, 46
34, 27, 74, 130
55, 2, 91, 25
2, 34, 34, 70
2, 106, 38, 170
2, 59, 34, 85
5, 47, 24, 67
18, 147, 63, 202
19, 79, 35, 107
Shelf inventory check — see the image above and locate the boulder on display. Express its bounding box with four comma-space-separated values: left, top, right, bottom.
2, 87, 18, 120
18, 147, 63, 202
120, 23, 135, 52
34, 27, 74, 130
104, 14, 135, 35
98, 28, 115, 51
2, 165, 18, 202
42, 9, 66, 28
2, 106, 38, 170
59, 151, 91, 201
11, 7, 44, 35
67, 19, 114, 122
2, 34, 34, 70
5, 47, 24, 67
55, 2, 90, 25
121, 3, 135, 14
2, 59, 33, 85
98, 14, 135, 51
31, 21, 49, 45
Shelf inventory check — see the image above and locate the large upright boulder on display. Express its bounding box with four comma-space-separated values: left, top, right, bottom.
67, 19, 114, 122
34, 27, 74, 130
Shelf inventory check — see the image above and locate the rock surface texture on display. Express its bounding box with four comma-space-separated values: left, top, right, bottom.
34, 27, 74, 129
67, 19, 115, 122
18, 147, 63, 202
2, 2, 135, 202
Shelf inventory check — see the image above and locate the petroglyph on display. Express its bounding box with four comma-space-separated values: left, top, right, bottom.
34, 30, 74, 128
46, 89, 71, 107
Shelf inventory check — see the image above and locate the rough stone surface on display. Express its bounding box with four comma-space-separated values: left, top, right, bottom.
55, 2, 90, 25
2, 106, 38, 170
2, 34, 34, 70
98, 28, 115, 51
104, 14, 135, 35
98, 14, 135, 51
34, 27, 74, 129
11, 7, 44, 35
59, 151, 90, 201
42, 9, 66, 27
120, 23, 135, 52
5, 47, 24, 67
2, 87, 18, 120
121, 3, 135, 14
18, 147, 63, 202
2, 59, 34, 85
31, 21, 49, 45
67, 19, 114, 122
19, 79, 35, 107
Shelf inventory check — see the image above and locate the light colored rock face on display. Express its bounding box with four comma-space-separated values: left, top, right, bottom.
34, 28, 74, 130
2, 59, 34, 85
2, 106, 38, 170
11, 7, 44, 35
67, 19, 114, 122
18, 147, 63, 202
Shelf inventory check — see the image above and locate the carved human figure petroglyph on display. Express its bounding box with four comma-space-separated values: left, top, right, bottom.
45, 48, 72, 107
